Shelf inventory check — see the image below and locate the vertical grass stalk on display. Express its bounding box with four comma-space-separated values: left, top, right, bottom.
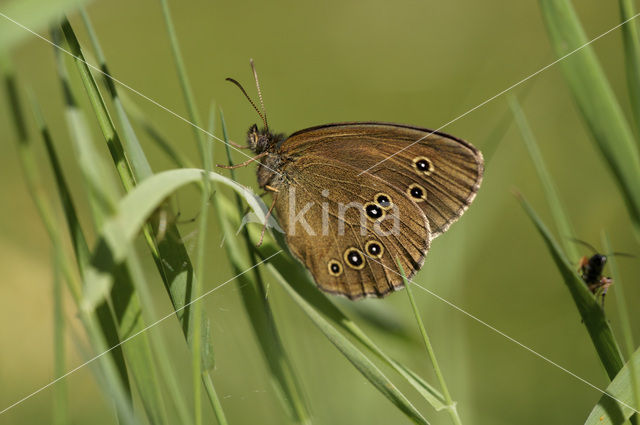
399, 261, 462, 425
602, 231, 640, 413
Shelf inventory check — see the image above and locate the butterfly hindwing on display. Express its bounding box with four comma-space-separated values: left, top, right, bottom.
274, 155, 430, 299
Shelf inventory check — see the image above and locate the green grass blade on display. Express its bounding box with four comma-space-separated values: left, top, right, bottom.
80, 8, 153, 181
60, 18, 137, 192
268, 264, 429, 425
159, 0, 207, 164
2, 55, 138, 424
217, 111, 312, 423
52, 249, 68, 425
509, 96, 578, 260
28, 84, 133, 402
153, 9, 222, 401
602, 231, 640, 414
191, 175, 210, 425
60, 20, 216, 410
619, 0, 640, 134
585, 347, 640, 425
517, 193, 624, 379
199, 107, 229, 425
90, 168, 267, 288
400, 261, 461, 425
240, 213, 447, 412
54, 25, 176, 425
539, 0, 640, 233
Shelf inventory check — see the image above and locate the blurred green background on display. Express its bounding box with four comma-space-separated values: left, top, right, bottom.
1, 0, 639, 424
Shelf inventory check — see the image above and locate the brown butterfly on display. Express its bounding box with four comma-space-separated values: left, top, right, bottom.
221, 61, 483, 300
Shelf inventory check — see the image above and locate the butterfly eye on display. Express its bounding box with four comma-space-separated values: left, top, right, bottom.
327, 259, 343, 276
363, 202, 385, 221
365, 240, 384, 259
407, 183, 427, 202
344, 248, 365, 270
412, 156, 434, 176
374, 192, 393, 210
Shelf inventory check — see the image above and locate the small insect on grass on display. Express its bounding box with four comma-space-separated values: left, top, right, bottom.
571, 238, 635, 309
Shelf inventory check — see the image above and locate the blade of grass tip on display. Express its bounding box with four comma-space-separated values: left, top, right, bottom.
509, 96, 578, 261
80, 8, 153, 181
398, 260, 461, 425
619, 0, 640, 135
159, 0, 206, 160
585, 346, 640, 425
52, 249, 68, 425
516, 192, 625, 379
602, 231, 640, 413
2, 54, 137, 424
28, 86, 133, 405
267, 263, 430, 425
244, 221, 447, 412
539, 0, 640, 236
218, 110, 312, 423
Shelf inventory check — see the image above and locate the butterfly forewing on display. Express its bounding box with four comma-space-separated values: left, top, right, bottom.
282, 123, 484, 238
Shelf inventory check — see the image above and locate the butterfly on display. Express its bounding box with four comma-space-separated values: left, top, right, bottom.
221, 61, 484, 300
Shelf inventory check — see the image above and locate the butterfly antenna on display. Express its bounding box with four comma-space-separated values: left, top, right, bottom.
569, 238, 598, 254
225, 77, 268, 128
250, 58, 269, 130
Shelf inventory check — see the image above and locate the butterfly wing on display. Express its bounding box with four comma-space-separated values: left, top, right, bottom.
280, 122, 483, 238
274, 155, 430, 299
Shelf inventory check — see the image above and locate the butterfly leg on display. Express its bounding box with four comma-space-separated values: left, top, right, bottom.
257, 193, 278, 247
227, 139, 251, 149
217, 151, 267, 169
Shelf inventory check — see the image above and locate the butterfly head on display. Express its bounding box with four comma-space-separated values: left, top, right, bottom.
248, 124, 285, 154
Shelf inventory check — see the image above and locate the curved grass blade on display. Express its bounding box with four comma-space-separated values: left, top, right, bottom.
585, 346, 640, 425
517, 193, 624, 379
509, 96, 578, 261
267, 264, 429, 425
539, 0, 640, 234
60, 20, 217, 417
238, 214, 447, 412
51, 31, 173, 425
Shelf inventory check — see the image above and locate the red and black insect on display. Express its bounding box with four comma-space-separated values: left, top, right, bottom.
572, 239, 634, 308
